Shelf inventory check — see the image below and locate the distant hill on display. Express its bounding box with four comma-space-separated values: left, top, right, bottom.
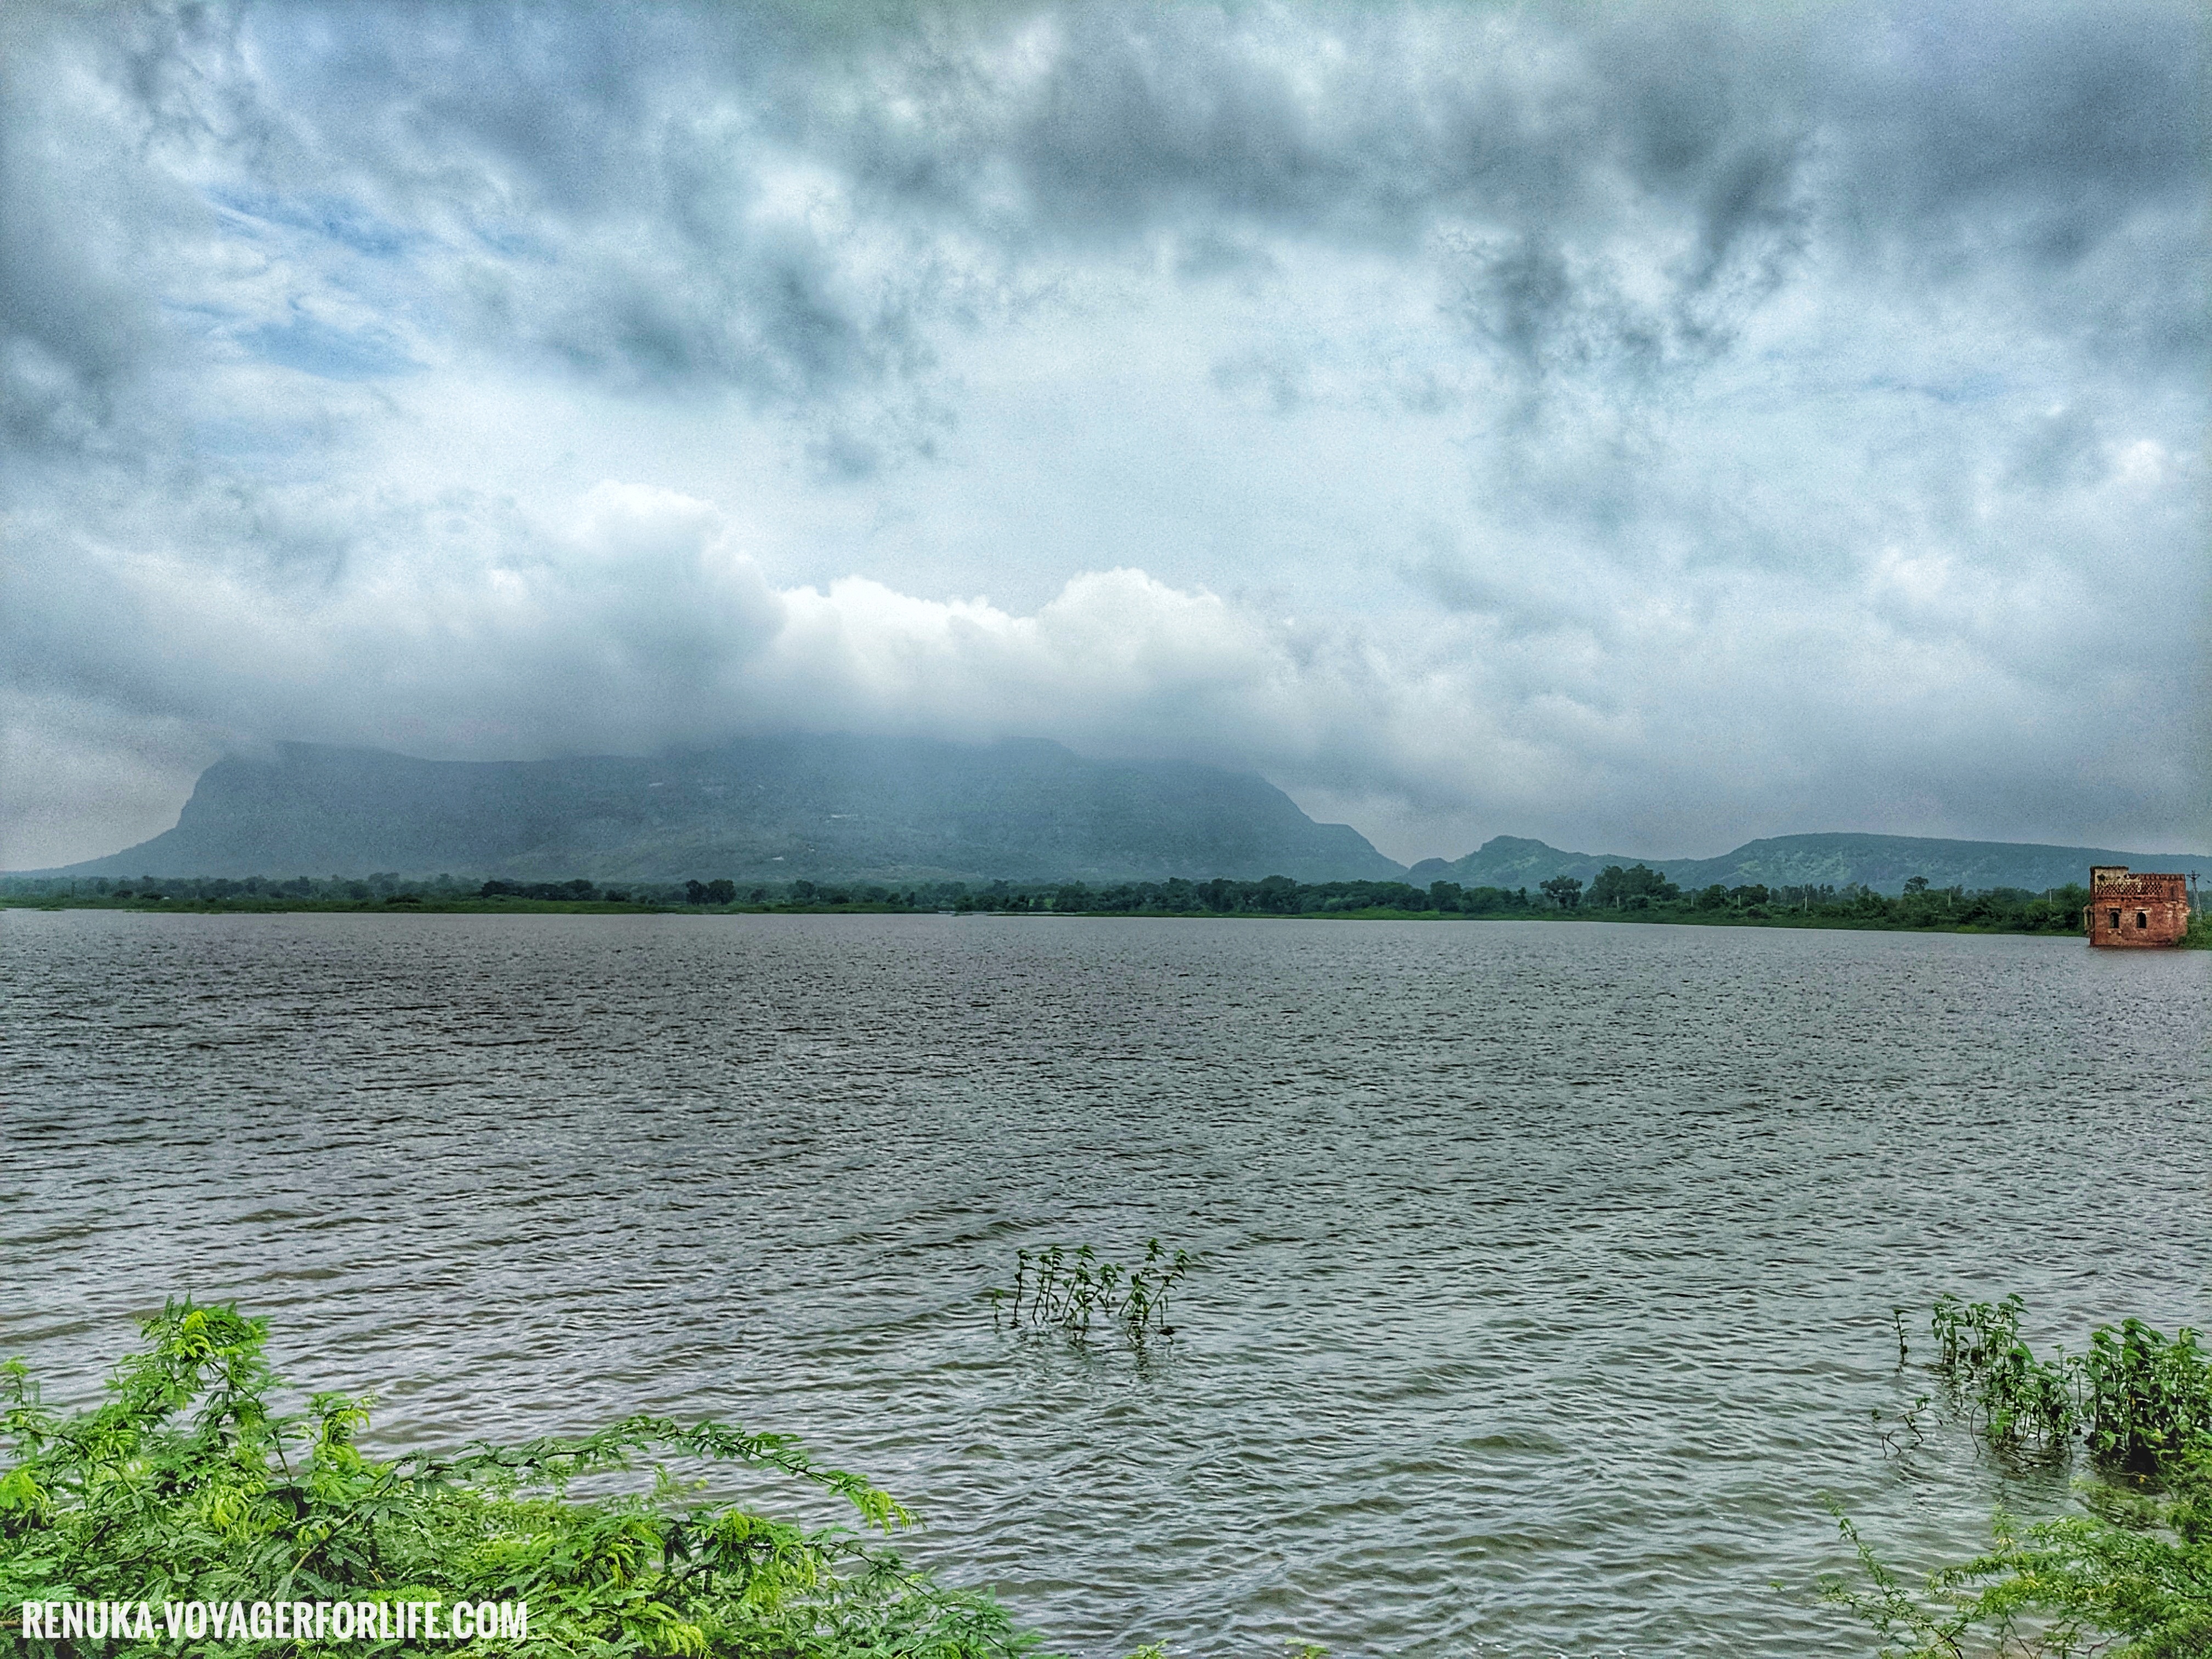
32, 738, 1408, 885
1408, 832, 2212, 896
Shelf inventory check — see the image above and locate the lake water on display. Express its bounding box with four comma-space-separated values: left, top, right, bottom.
3, 911, 2207, 1656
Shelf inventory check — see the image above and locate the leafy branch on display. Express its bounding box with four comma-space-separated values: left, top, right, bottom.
0, 1300, 1035, 1657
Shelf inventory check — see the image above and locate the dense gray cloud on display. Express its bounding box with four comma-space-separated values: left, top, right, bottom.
2, 0, 2204, 868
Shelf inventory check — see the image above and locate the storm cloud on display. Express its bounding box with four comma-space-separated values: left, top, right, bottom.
2, 0, 2203, 867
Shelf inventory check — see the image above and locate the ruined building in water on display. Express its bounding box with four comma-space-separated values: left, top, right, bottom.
2084, 866, 2192, 947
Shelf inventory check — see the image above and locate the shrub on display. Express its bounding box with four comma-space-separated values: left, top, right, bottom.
1826, 1299, 2212, 1657
1, 1301, 1032, 1657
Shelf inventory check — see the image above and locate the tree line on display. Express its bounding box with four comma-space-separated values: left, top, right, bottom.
0, 867, 2104, 935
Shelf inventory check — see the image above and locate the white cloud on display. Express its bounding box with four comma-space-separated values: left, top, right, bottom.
1, 0, 2204, 867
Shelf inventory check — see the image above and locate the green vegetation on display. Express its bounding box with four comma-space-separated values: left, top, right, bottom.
1, 1301, 1036, 1657
0, 868, 2126, 939
0, 873, 674, 914
988, 1243, 1192, 1346
1928, 1295, 2212, 1466
1827, 1298, 2212, 1657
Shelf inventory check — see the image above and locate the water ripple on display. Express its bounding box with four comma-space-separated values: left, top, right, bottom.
1, 911, 2206, 1656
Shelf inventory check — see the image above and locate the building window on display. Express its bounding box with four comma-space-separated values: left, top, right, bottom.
2109, 910, 2122, 929
2137, 911, 2149, 929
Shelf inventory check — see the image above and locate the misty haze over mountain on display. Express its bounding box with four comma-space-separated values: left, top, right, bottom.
2, 2, 2203, 869
30, 740, 2208, 897
37, 738, 1401, 886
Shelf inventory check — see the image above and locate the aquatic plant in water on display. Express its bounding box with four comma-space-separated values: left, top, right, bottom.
1825, 1297, 2212, 1657
1928, 1293, 2212, 1470
987, 1242, 1191, 1345
0, 1300, 1035, 1657
1928, 1294, 2078, 1453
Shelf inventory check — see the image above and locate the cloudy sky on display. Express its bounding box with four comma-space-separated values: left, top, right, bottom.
3, 0, 2204, 868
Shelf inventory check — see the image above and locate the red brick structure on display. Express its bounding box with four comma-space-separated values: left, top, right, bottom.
2084, 866, 2191, 947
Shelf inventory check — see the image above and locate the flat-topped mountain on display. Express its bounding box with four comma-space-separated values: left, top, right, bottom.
39, 737, 1408, 885
35, 746, 2204, 895
1408, 832, 2211, 896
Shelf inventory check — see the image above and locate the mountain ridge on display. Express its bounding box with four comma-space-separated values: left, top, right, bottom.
1408, 832, 2212, 898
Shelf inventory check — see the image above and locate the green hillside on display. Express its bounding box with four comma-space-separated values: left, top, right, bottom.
1409, 831, 2209, 896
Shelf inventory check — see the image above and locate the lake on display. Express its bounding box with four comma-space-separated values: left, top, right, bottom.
2, 911, 2206, 1656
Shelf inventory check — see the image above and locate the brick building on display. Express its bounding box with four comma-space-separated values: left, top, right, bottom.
2084, 866, 2191, 947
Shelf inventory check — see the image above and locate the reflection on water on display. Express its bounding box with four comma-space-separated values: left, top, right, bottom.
3, 911, 2207, 1656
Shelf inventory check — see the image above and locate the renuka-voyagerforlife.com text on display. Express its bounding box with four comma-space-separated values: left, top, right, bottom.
16, 1596, 527, 1643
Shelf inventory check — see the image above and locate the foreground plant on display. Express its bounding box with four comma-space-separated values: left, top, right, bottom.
1, 1300, 1033, 1656
1826, 1299, 2212, 1658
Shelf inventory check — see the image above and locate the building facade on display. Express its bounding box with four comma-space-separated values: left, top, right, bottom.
2084, 866, 2191, 947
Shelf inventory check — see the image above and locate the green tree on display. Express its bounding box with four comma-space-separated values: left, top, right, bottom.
1539, 876, 1583, 909
1588, 864, 1677, 909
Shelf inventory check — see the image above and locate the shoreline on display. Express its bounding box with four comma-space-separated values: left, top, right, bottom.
7, 892, 2192, 945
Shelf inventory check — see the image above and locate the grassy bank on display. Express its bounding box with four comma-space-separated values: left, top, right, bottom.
0, 894, 685, 916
